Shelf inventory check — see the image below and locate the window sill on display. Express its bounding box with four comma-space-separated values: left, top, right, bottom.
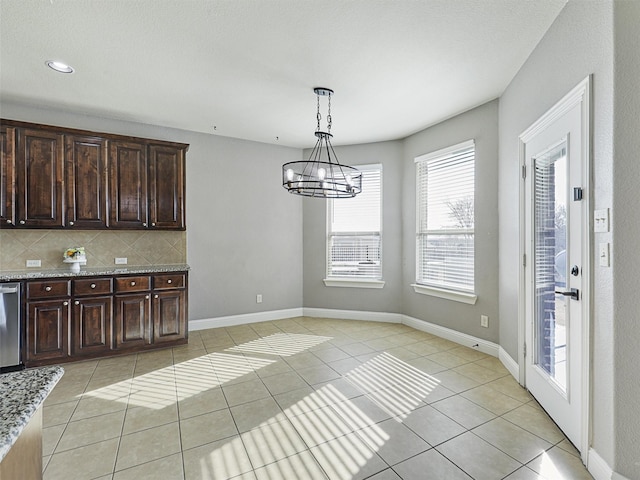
324, 278, 385, 289
411, 284, 477, 304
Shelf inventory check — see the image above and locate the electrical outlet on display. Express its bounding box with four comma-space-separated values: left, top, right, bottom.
26, 259, 41, 268
480, 315, 489, 328
256, 294, 263, 304
115, 257, 128, 265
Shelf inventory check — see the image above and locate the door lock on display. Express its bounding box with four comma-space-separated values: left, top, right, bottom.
571, 265, 580, 276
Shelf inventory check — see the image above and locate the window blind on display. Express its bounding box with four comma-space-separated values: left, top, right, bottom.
328, 165, 382, 279
416, 141, 475, 291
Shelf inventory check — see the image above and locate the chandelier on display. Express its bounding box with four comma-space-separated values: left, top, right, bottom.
282, 88, 362, 198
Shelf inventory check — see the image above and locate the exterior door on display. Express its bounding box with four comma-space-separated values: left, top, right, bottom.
521, 78, 590, 454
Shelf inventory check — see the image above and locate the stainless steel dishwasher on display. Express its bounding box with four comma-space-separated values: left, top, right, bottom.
0, 282, 22, 371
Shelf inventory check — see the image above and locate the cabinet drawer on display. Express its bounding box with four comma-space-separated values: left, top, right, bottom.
73, 277, 113, 296
26, 280, 70, 299
115, 276, 150, 293
153, 273, 185, 290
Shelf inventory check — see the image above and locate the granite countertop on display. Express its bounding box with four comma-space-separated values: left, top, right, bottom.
0, 366, 64, 461
0, 263, 190, 281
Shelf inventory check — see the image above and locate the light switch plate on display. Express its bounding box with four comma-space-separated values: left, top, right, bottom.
480, 315, 489, 328
26, 259, 41, 268
594, 208, 609, 233
115, 257, 128, 265
599, 243, 610, 267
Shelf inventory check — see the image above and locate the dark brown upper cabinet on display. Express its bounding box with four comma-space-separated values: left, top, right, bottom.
149, 144, 185, 230
65, 135, 108, 228
0, 119, 188, 230
0, 126, 16, 227
108, 140, 149, 229
16, 128, 65, 228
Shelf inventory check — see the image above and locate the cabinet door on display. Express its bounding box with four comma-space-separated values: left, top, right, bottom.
65, 135, 108, 228
16, 129, 65, 227
152, 290, 186, 343
149, 144, 185, 229
0, 126, 16, 227
108, 141, 148, 228
114, 293, 151, 349
72, 296, 113, 356
25, 299, 70, 363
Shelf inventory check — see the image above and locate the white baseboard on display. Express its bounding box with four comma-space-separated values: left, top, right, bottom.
498, 347, 520, 380
190, 308, 500, 360
401, 315, 500, 357
588, 448, 614, 480
189, 308, 303, 331
303, 308, 402, 323
612, 473, 631, 480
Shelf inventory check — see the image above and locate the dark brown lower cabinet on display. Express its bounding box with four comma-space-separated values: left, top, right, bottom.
72, 296, 113, 356
153, 290, 186, 344
114, 293, 152, 350
25, 299, 70, 363
23, 271, 187, 366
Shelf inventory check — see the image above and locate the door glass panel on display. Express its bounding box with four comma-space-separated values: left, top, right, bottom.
533, 140, 568, 392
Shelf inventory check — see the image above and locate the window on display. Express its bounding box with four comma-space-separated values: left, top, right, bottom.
326, 164, 383, 287
415, 140, 475, 301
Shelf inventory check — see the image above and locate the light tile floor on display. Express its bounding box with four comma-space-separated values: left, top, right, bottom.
41, 317, 593, 480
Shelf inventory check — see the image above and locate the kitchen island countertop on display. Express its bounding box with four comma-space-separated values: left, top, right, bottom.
0, 366, 64, 461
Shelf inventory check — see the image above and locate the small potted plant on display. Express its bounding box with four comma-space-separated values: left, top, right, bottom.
63, 247, 87, 273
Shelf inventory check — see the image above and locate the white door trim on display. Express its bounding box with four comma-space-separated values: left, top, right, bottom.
518, 75, 591, 462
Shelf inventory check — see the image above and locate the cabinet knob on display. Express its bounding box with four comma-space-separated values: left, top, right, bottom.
90, 283, 96, 289
45, 286, 52, 292
69, 221, 74, 226
19, 220, 25, 225
75, 301, 80, 305
151, 222, 156, 227
131, 281, 136, 286
145, 295, 150, 299
167, 279, 172, 284
63, 301, 68, 306
154, 294, 159, 299
143, 223, 147, 227
6, 219, 11, 224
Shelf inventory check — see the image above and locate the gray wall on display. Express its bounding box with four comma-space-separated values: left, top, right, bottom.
301, 100, 499, 342
613, 1, 640, 477
402, 100, 500, 343
0, 102, 304, 321
498, 0, 615, 467
302, 141, 404, 314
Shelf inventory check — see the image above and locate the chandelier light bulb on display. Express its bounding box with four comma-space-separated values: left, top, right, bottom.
286, 168, 294, 181
317, 167, 326, 180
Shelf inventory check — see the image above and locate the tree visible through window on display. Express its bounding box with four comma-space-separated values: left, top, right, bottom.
415, 141, 475, 292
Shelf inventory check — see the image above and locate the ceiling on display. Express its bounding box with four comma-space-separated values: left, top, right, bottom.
0, 1, 566, 148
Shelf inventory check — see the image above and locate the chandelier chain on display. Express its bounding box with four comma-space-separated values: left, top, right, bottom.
316, 95, 321, 132
327, 94, 332, 133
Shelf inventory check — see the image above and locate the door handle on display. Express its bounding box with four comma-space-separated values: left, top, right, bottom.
555, 288, 579, 301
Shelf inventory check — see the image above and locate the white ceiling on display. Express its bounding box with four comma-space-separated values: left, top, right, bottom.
1, 0, 566, 148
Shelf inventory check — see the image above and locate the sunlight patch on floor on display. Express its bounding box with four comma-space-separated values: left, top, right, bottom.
346, 352, 440, 418
227, 332, 332, 357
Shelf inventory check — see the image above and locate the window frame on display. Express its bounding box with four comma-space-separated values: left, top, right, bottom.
413, 140, 477, 304
324, 163, 384, 289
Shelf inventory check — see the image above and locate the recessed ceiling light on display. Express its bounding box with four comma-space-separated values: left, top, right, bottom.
45, 60, 74, 74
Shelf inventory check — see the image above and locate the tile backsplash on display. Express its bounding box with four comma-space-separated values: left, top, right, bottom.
0, 230, 186, 271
